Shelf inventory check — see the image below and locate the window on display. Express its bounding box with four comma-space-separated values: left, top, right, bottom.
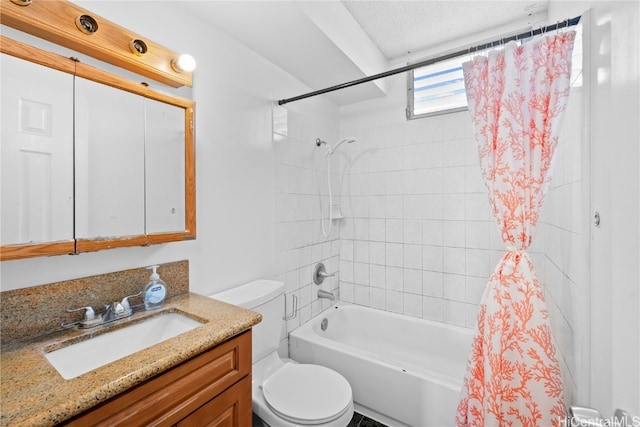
407, 53, 469, 119
407, 23, 583, 120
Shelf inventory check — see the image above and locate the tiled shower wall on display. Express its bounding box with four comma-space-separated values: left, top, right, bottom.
337, 110, 547, 328
272, 105, 342, 350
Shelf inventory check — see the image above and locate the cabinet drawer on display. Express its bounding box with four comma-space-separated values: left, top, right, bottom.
63, 330, 251, 427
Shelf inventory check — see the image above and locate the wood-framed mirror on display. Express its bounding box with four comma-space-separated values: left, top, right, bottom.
0, 36, 196, 261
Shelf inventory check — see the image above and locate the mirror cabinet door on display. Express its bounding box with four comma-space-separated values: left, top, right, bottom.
145, 98, 186, 234
1, 36, 195, 260
74, 77, 146, 240
0, 53, 74, 246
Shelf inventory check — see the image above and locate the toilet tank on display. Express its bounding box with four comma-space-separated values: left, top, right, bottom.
210, 279, 284, 362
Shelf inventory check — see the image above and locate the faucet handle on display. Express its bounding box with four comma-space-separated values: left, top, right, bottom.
118, 292, 142, 317
63, 306, 100, 329
66, 306, 97, 321
121, 292, 142, 312
112, 302, 126, 316
313, 263, 336, 285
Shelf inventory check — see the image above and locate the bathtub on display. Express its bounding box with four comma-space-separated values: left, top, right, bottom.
289, 303, 474, 427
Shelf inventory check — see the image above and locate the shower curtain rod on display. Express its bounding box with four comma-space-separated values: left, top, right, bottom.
277, 15, 581, 106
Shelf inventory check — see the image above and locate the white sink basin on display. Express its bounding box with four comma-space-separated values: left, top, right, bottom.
45, 312, 203, 379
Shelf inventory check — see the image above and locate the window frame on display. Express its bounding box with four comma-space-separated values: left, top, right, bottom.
406, 49, 470, 120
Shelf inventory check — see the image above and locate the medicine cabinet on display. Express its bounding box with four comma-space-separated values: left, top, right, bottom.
0, 36, 196, 260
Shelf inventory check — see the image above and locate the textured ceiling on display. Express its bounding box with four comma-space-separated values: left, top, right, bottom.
182, 0, 551, 105
341, 0, 549, 60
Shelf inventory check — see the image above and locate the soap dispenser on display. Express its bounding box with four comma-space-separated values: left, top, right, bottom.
143, 265, 166, 310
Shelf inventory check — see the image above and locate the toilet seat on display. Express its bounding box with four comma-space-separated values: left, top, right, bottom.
262, 363, 352, 425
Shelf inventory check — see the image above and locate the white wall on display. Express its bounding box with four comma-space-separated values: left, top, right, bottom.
0, 2, 338, 297
586, 1, 640, 417
545, 0, 640, 416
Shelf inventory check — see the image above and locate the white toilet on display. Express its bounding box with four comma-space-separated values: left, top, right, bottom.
211, 279, 354, 427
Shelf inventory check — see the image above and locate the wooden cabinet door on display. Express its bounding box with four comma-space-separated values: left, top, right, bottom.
175, 375, 252, 427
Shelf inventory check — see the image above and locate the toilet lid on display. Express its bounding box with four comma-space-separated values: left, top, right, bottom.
262, 363, 352, 425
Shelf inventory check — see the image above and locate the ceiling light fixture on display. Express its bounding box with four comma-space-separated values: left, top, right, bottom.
171, 54, 196, 73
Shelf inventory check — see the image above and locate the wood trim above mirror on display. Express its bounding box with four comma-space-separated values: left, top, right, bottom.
0, 36, 196, 261
0, 0, 192, 87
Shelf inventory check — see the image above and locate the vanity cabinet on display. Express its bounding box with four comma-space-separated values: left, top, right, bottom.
62, 330, 252, 427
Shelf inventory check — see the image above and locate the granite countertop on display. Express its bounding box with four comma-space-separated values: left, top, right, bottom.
0, 292, 262, 427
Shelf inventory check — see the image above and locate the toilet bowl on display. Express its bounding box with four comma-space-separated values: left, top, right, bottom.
211, 279, 354, 427
253, 352, 353, 426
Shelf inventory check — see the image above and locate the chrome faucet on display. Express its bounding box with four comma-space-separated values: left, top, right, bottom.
63, 292, 141, 329
317, 289, 335, 302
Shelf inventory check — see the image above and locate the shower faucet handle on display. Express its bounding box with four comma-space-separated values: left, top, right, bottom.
313, 263, 335, 285
319, 270, 335, 277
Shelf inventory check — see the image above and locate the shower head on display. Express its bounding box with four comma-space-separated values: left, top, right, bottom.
315, 138, 328, 147
327, 137, 356, 155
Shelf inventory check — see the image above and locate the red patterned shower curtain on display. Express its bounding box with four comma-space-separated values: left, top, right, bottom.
456, 31, 576, 427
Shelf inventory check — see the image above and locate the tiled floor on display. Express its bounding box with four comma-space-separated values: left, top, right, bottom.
348, 412, 388, 427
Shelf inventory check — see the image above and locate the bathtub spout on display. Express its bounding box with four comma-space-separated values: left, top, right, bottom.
318, 289, 335, 301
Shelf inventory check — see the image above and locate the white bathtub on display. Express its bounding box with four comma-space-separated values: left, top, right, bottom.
289, 303, 474, 427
